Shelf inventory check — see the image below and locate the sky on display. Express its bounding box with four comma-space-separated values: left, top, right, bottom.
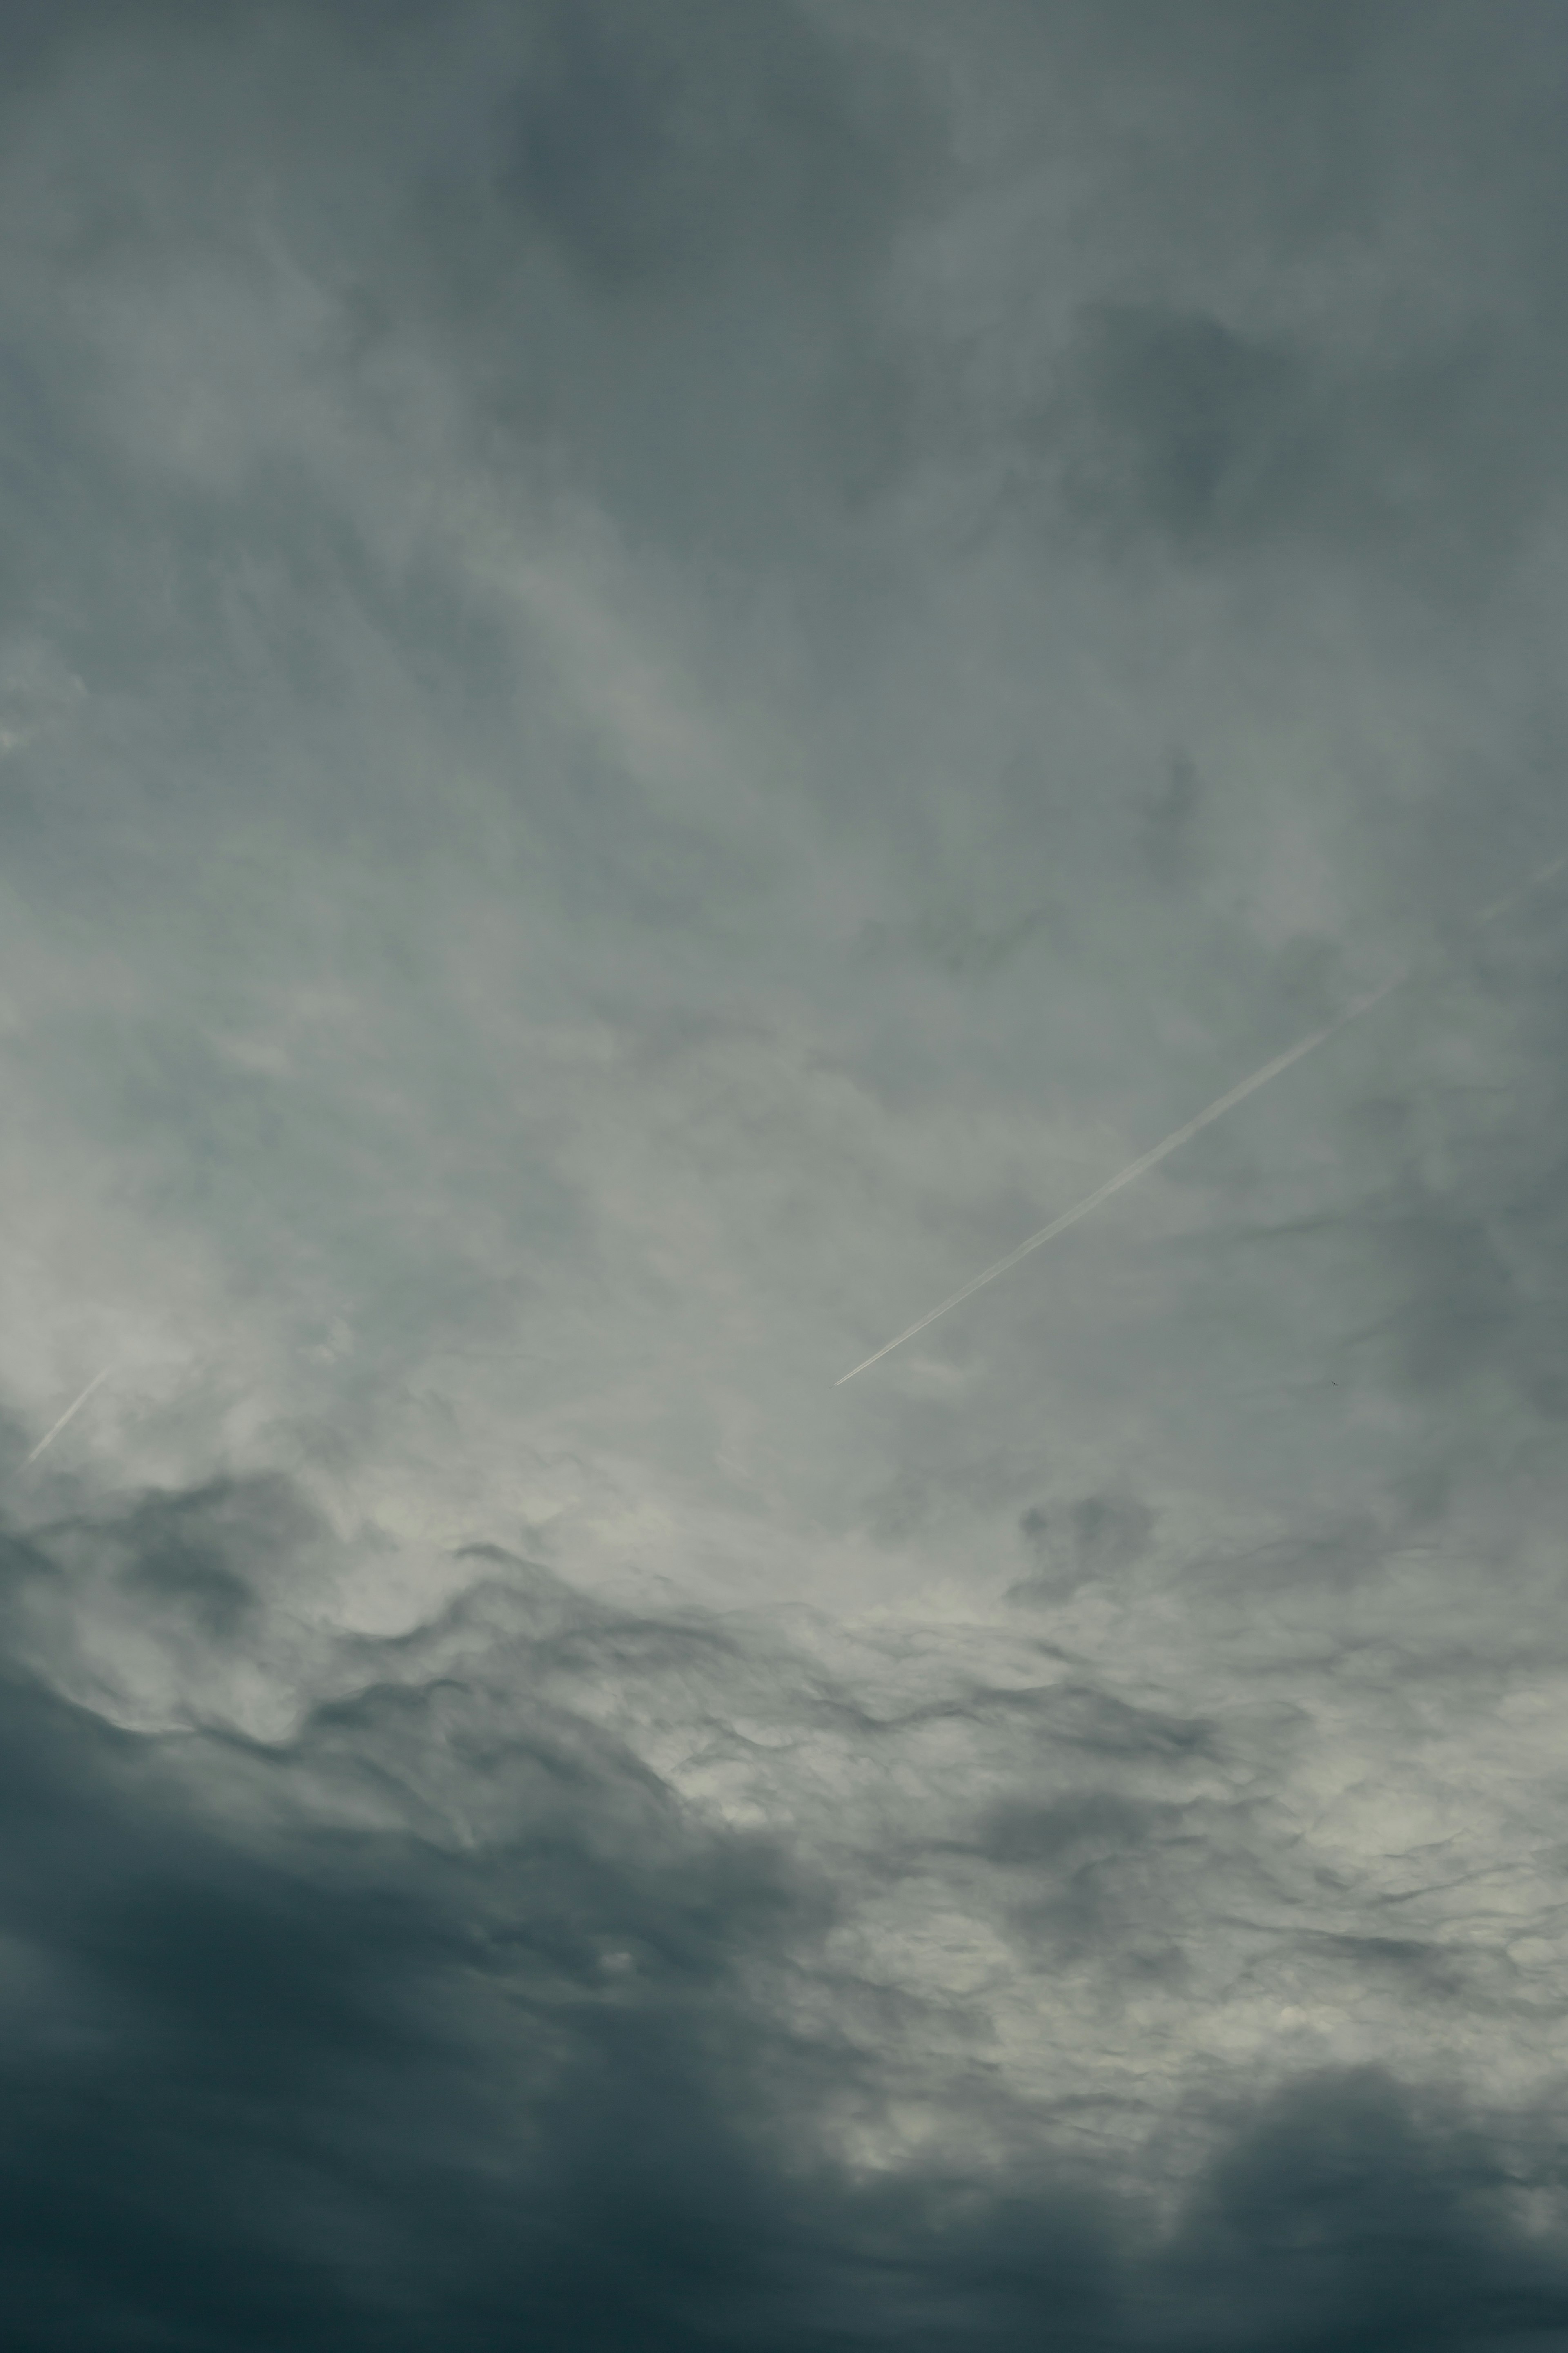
5, 2, 1568, 2345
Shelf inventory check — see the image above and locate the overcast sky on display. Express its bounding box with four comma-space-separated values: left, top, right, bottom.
7, 3, 1568, 2345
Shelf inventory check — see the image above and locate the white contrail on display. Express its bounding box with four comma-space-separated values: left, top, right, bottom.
835, 977, 1406, 1385
24, 1367, 112, 1464
835, 848, 1568, 1386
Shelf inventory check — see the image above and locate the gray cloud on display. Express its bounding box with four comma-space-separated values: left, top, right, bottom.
5, 0, 1568, 2341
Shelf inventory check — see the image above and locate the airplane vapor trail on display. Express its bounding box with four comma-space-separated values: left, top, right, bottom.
835, 850, 1568, 1386
24, 1367, 111, 1464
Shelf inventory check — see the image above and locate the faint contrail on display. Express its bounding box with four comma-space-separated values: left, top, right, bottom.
24, 1367, 112, 1464
835, 850, 1568, 1386
1472, 849, 1568, 927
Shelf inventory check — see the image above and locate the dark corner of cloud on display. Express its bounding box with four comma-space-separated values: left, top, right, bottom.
1033, 297, 1516, 588
1000, 8, 1568, 589
1155, 2067, 1568, 2352
1010, 1490, 1156, 1603
495, 0, 942, 298
1, 1470, 317, 1652
414, 0, 949, 533
1039, 303, 1313, 556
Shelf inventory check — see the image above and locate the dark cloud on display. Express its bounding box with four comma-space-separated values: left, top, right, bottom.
1053, 305, 1308, 551
0, 1500, 814, 2348
1041, 298, 1539, 595
1157, 2070, 1568, 2353
3, 1486, 1568, 2349
1016, 1494, 1157, 1598
503, 0, 915, 297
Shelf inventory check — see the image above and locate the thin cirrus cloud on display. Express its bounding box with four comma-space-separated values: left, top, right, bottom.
4, 2, 1568, 2346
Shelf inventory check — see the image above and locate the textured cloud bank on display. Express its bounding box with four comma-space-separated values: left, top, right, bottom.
7, 1478, 1568, 2349
6, 2, 1568, 2344
15, 1484, 1568, 2353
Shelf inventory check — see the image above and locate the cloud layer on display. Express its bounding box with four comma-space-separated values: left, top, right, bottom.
5, 2, 1568, 2343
